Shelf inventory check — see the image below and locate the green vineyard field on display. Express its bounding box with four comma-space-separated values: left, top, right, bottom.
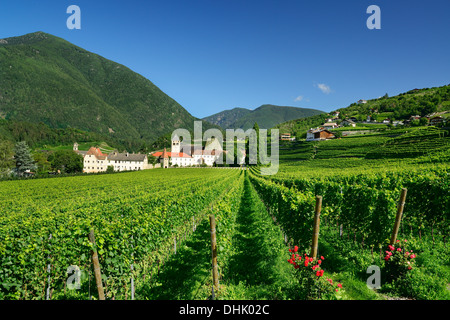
0, 127, 449, 300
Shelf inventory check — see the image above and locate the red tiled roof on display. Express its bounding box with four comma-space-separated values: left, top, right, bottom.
86, 147, 108, 160
152, 151, 192, 158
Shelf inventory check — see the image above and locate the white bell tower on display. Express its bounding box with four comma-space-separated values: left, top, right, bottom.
171, 134, 181, 153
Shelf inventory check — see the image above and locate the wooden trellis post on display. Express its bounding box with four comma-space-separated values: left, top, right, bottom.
88, 230, 105, 300
209, 214, 219, 294
390, 188, 407, 245
310, 196, 322, 260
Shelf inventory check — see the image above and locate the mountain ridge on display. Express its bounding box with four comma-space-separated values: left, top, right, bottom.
0, 31, 218, 150
203, 104, 324, 130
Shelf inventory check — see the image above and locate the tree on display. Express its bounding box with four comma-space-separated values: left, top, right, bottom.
33, 151, 51, 174
333, 131, 342, 139
106, 165, 114, 174
410, 119, 421, 127
252, 122, 261, 166
14, 141, 37, 176
49, 150, 83, 173
419, 117, 429, 126
0, 140, 14, 177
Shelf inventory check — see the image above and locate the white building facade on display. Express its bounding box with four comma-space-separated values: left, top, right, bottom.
74, 143, 149, 173
151, 136, 223, 167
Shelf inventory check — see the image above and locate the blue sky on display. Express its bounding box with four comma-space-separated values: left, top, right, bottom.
1, 0, 449, 118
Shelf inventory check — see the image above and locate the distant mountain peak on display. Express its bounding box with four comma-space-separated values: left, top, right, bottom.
203, 104, 324, 130
0, 31, 51, 46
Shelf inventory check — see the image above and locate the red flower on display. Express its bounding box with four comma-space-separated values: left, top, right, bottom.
318, 260, 322, 265
320, 256, 324, 260
410, 254, 416, 259
294, 246, 298, 253
337, 283, 342, 288
397, 248, 402, 252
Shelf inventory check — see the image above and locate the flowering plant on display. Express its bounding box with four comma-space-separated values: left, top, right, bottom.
383, 239, 416, 282
288, 246, 343, 300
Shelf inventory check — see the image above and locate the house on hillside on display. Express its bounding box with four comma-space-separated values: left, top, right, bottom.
358, 99, 367, 104
306, 128, 335, 141
430, 116, 444, 126
404, 115, 421, 125
382, 118, 391, 124
281, 133, 296, 141
342, 119, 356, 127
322, 122, 339, 129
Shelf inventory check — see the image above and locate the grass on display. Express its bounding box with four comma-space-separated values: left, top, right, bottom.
314, 223, 450, 300
220, 177, 297, 299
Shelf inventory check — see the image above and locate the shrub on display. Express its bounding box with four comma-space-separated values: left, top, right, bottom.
383, 239, 417, 283
288, 246, 343, 300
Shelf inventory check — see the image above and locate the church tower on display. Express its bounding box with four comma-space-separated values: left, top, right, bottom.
171, 134, 181, 154
73, 142, 79, 151
162, 148, 169, 169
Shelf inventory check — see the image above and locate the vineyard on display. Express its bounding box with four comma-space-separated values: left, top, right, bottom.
0, 127, 449, 300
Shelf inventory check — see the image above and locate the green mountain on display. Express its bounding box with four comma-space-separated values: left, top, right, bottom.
0, 31, 216, 149
202, 107, 252, 129
203, 104, 324, 130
